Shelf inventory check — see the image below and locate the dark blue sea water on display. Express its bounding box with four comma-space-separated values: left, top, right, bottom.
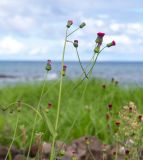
0, 61, 143, 86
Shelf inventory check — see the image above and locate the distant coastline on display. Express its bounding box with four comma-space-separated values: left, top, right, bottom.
0, 61, 143, 86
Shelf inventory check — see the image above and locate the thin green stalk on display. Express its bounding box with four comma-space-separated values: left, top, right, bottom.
21, 102, 42, 118
5, 114, 19, 160
78, 53, 96, 80
66, 40, 88, 79
1, 102, 18, 111
56, 47, 105, 156
73, 53, 98, 90
86, 46, 106, 77
67, 27, 80, 37
42, 80, 60, 98
26, 74, 48, 160
73, 46, 106, 90
56, 111, 81, 154
50, 28, 68, 160
75, 48, 88, 79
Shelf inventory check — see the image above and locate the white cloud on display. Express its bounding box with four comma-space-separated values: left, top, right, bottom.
110, 23, 125, 32
9, 15, 36, 32
105, 35, 133, 45
0, 36, 25, 54
0, 0, 143, 60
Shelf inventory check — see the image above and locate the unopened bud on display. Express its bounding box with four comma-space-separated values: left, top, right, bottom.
94, 44, 101, 53
79, 22, 86, 28
46, 60, 52, 72
62, 65, 67, 76
66, 20, 73, 28
73, 40, 78, 48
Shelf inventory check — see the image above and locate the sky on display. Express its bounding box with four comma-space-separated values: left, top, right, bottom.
0, 0, 143, 61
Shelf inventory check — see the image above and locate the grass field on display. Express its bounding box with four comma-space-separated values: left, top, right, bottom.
0, 79, 143, 148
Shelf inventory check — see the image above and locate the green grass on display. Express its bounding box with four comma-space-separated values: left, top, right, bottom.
0, 79, 143, 147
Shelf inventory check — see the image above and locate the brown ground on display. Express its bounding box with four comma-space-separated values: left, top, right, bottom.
0, 136, 129, 160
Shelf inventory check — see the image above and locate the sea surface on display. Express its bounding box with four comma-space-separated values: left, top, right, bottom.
0, 61, 143, 86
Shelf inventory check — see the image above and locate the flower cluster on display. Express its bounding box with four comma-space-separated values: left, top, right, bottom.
114, 102, 143, 159
94, 32, 116, 54
94, 32, 105, 53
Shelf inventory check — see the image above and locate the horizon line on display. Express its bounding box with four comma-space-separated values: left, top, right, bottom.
1, 60, 143, 63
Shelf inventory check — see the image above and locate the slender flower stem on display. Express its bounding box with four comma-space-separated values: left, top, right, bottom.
76, 53, 96, 81
50, 28, 68, 160
66, 40, 73, 43
66, 40, 88, 79
21, 102, 42, 118
86, 46, 106, 76
26, 74, 48, 160
1, 102, 18, 111
67, 27, 80, 37
73, 46, 107, 90
75, 48, 88, 79
5, 114, 19, 160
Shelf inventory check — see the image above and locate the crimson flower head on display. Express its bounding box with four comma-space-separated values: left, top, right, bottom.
112, 40, 116, 46
97, 32, 105, 38
95, 32, 105, 44
107, 40, 116, 47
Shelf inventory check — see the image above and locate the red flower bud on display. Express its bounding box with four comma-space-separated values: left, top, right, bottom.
138, 115, 142, 121
125, 149, 130, 155
108, 104, 112, 110
95, 32, 105, 45
97, 32, 105, 38
107, 40, 116, 47
115, 121, 120, 126
48, 103, 52, 109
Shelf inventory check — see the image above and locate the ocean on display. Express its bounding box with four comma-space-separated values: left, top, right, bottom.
0, 61, 143, 86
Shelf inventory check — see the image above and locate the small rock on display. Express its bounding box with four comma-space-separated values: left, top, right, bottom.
42, 142, 51, 157
0, 146, 21, 159
25, 144, 38, 158
14, 154, 26, 160
0, 146, 8, 158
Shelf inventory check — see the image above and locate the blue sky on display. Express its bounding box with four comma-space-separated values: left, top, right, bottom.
0, 0, 143, 61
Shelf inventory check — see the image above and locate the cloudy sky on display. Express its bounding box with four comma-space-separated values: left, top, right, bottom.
0, 0, 143, 61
